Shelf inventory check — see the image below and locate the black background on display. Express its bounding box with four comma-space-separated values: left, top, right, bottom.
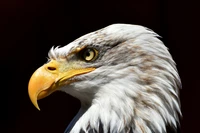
2, 0, 199, 133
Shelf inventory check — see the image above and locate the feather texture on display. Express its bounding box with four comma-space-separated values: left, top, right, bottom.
48, 24, 181, 133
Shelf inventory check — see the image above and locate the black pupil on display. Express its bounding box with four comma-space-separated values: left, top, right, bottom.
85, 49, 91, 57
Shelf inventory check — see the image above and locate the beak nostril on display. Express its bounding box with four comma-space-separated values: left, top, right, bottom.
47, 67, 56, 71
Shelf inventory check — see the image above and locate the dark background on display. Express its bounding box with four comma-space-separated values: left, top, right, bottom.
2, 0, 199, 133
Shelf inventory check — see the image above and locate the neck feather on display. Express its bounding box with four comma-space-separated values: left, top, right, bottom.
67, 77, 180, 133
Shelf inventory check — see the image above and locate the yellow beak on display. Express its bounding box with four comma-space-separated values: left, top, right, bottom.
28, 60, 95, 110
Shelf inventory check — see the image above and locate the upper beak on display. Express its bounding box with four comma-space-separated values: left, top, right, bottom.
28, 60, 95, 110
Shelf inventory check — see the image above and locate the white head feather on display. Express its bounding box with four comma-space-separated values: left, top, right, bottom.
49, 24, 181, 133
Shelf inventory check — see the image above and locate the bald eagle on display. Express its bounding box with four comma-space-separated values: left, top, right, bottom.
28, 24, 181, 133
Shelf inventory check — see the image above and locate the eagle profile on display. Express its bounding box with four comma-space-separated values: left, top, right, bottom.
28, 24, 181, 133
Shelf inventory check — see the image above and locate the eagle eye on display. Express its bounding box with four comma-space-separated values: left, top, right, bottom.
81, 48, 97, 61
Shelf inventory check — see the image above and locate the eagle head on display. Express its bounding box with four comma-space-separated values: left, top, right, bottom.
28, 24, 181, 133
